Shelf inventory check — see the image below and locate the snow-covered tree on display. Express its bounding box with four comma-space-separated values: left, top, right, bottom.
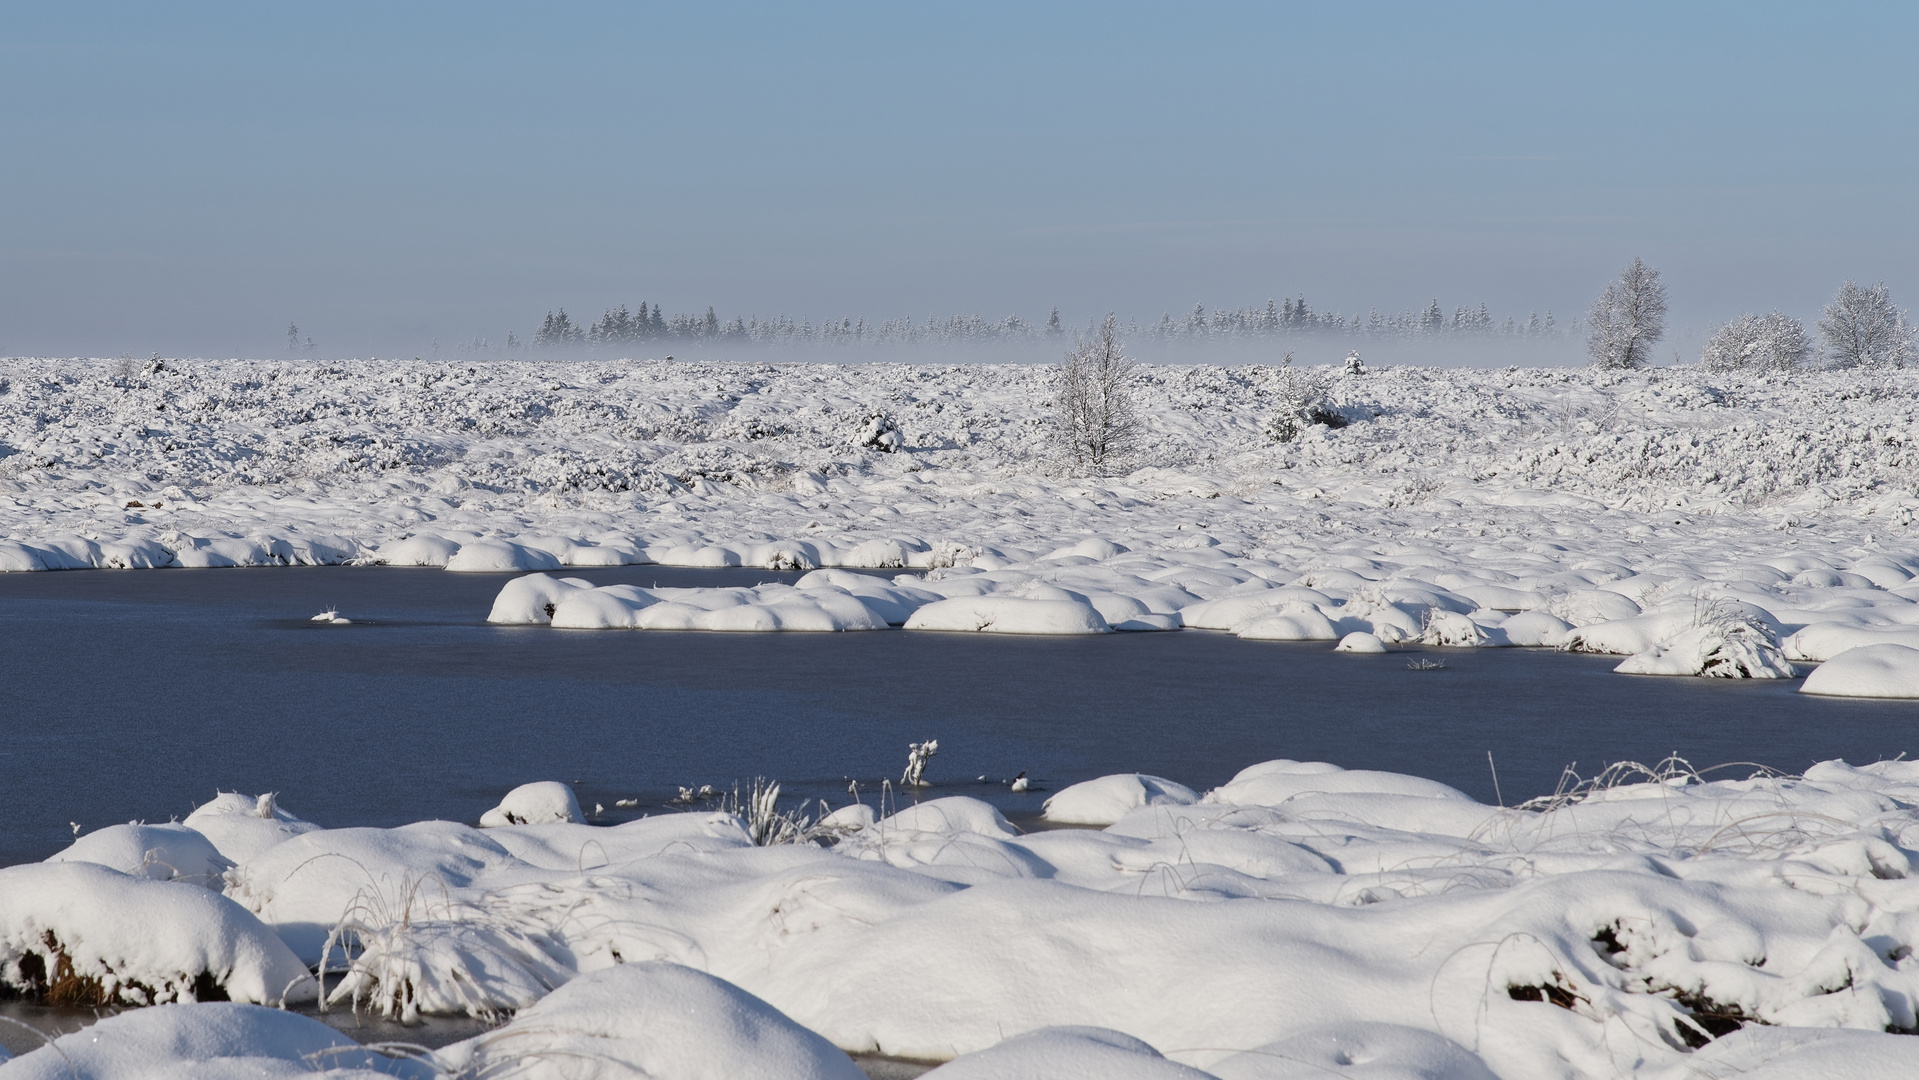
1699, 312, 1811, 373
1818, 281, 1914, 370
1586, 258, 1668, 369
1050, 314, 1141, 475
535, 309, 582, 348
1045, 308, 1063, 337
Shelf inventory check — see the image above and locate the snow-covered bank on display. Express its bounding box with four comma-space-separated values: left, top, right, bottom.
12, 756, 1919, 1078
5, 356, 1919, 686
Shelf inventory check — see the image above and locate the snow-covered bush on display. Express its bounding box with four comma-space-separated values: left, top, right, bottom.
1049, 315, 1141, 475
1587, 258, 1667, 369
1264, 356, 1344, 444
902, 739, 939, 787
852, 411, 903, 452
1700, 312, 1811, 372
1344, 349, 1365, 375
1819, 280, 1914, 369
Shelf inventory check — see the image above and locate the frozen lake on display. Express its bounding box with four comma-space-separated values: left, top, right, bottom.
0, 565, 1914, 868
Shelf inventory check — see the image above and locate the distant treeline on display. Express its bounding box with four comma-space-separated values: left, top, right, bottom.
508, 297, 1566, 352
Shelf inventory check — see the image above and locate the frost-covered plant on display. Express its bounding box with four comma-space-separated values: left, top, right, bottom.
319, 874, 568, 1023
1343, 350, 1365, 375
718, 778, 832, 846
1818, 280, 1914, 370
902, 739, 939, 788
1587, 258, 1667, 369
1049, 315, 1141, 475
852, 412, 903, 453
1699, 312, 1811, 372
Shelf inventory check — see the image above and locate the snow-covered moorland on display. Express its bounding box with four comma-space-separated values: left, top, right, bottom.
7, 355, 1919, 1075
5, 355, 1919, 688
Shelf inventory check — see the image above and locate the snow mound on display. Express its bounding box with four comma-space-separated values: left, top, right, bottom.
375, 533, 462, 568
446, 539, 564, 573
485, 572, 596, 623
904, 596, 1112, 634
1613, 615, 1794, 678
478, 781, 584, 827
1420, 610, 1492, 647
0, 862, 315, 1006
1335, 631, 1387, 653
1784, 623, 1919, 663
1209, 760, 1476, 805
1654, 1025, 1919, 1080
1235, 607, 1340, 641
1043, 774, 1201, 825
46, 823, 232, 888
924, 1026, 1214, 1080
1207, 1022, 1497, 1079
181, 792, 323, 865
431, 962, 867, 1080
1800, 643, 1919, 698
0, 1002, 426, 1079
552, 582, 891, 631
1498, 610, 1572, 647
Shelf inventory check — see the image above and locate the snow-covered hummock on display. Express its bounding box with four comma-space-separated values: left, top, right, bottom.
1041, 773, 1200, 826
477, 780, 584, 827
51, 759, 1885, 1079
0, 861, 314, 1007
472, 540, 1919, 690
0, 1003, 431, 1079
1800, 643, 1919, 698
432, 962, 867, 1080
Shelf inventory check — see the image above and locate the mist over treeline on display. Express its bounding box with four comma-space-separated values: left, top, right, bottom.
265, 295, 1581, 369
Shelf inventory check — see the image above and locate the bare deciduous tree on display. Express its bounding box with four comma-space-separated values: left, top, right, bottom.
1587, 258, 1668, 369
1699, 312, 1811, 373
1051, 314, 1142, 475
1818, 281, 1914, 370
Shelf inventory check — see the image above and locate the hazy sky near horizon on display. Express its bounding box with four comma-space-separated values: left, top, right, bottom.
3, 1, 1916, 358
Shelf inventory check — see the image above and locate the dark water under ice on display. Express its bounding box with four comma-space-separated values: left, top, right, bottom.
0, 564, 1915, 869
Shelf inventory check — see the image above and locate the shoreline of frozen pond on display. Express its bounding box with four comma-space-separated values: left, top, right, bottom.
2, 564, 1915, 872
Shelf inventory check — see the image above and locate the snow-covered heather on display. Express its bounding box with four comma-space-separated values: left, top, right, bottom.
14, 759, 1919, 1078
5, 356, 1919, 687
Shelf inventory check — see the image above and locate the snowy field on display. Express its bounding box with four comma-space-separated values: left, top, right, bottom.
5, 354, 1919, 1077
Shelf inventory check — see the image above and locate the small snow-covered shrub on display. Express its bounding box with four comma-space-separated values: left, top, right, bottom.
1049, 315, 1142, 475
852, 411, 903, 452
1700, 312, 1811, 373
902, 739, 939, 788
1264, 356, 1344, 443
1613, 600, 1794, 678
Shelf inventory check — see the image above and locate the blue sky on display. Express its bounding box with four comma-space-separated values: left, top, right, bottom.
3, 1, 1915, 357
